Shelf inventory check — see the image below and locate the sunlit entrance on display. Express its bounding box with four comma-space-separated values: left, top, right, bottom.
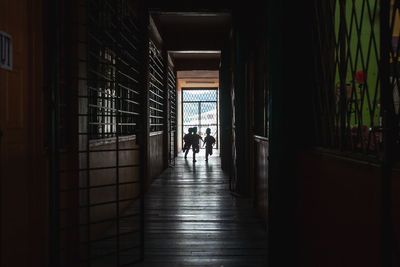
181, 88, 219, 149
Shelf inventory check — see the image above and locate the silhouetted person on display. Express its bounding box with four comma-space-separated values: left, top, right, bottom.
183, 128, 193, 159
203, 128, 216, 162
191, 127, 203, 162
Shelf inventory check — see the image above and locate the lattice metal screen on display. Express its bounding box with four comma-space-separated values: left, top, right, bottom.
87, 2, 141, 139
313, 0, 384, 157
390, 0, 400, 158
56, 0, 145, 266
182, 89, 219, 148
149, 40, 165, 133
313, 0, 400, 160
168, 66, 177, 165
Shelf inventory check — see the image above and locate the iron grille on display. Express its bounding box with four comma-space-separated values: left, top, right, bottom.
87, 1, 141, 139
313, 1, 400, 262
313, 0, 384, 157
168, 66, 177, 165
390, 0, 400, 159
149, 40, 165, 133
54, 0, 145, 266
182, 89, 219, 148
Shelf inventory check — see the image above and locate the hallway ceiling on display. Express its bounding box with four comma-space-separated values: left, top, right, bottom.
147, 0, 234, 13
169, 51, 221, 71
151, 12, 231, 51
151, 12, 231, 70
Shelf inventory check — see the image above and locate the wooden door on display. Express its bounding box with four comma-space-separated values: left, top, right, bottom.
0, 1, 31, 266
0, 1, 46, 266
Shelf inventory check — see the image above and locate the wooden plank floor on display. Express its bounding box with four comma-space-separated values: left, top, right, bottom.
137, 151, 268, 267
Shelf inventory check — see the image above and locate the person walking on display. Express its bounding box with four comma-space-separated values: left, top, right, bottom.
183, 128, 193, 159
191, 127, 203, 162
203, 128, 216, 162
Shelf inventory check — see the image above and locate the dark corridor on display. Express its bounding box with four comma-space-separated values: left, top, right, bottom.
1, 0, 400, 267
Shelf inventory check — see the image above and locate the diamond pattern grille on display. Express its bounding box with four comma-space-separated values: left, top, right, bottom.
183, 90, 218, 102
313, 0, 386, 157
182, 89, 219, 148
390, 0, 400, 156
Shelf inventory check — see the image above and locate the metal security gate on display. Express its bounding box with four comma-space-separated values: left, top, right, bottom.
49, 0, 146, 266
148, 38, 177, 166
313, 0, 382, 155
182, 88, 219, 149
388, 0, 400, 163
313, 0, 400, 265
148, 39, 165, 134
168, 65, 177, 166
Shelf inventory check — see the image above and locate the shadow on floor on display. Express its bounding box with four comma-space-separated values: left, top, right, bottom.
137, 152, 268, 267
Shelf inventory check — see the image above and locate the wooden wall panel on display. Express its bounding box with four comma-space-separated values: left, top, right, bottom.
0, 0, 46, 266
296, 151, 382, 267
148, 133, 164, 186
392, 168, 400, 264
254, 137, 268, 222
80, 139, 140, 238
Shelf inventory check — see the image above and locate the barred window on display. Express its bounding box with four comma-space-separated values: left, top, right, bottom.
87, 0, 142, 140
168, 65, 177, 165
149, 40, 165, 133
91, 48, 117, 138
168, 65, 177, 132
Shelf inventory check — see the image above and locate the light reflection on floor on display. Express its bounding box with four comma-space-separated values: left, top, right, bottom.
138, 150, 268, 267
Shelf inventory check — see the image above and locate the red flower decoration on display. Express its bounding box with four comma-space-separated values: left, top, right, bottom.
355, 70, 366, 84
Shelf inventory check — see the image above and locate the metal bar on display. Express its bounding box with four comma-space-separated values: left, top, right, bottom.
116, 84, 140, 95
338, 0, 347, 150
217, 89, 220, 149
174, 69, 179, 158
149, 64, 165, 82
198, 102, 201, 131
149, 106, 163, 113
380, 0, 394, 266
149, 98, 164, 107
115, 12, 121, 263
85, 0, 92, 263
149, 87, 164, 99
163, 48, 169, 169
139, 6, 149, 260
49, 0, 61, 265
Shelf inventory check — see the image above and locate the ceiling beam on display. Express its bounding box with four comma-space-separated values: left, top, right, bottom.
164, 35, 226, 51
174, 58, 220, 71
149, 11, 231, 17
